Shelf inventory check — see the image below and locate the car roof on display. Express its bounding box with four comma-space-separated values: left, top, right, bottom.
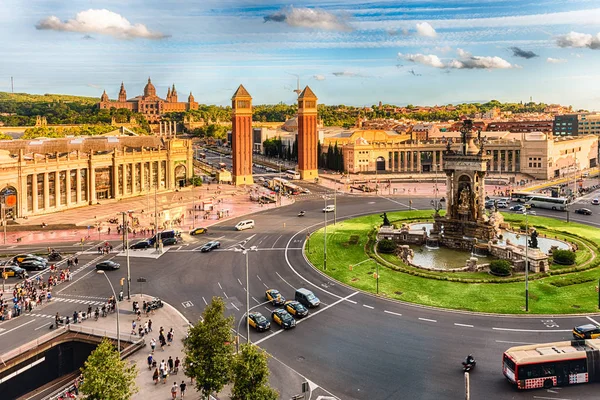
576, 324, 600, 331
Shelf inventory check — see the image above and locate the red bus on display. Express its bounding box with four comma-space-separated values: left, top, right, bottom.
503, 339, 599, 390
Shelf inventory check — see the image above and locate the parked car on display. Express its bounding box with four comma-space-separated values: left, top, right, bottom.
271, 308, 296, 329
200, 241, 220, 252
265, 289, 285, 306
575, 208, 593, 215
95, 261, 120, 271
248, 311, 271, 332
130, 240, 151, 249
284, 300, 309, 318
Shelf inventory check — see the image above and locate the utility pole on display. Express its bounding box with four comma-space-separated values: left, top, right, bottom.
525, 211, 529, 312
323, 196, 328, 271
119, 211, 133, 300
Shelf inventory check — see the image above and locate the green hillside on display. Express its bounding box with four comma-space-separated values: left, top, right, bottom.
0, 92, 98, 104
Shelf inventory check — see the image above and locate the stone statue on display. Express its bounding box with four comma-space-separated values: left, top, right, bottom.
459, 187, 470, 210
380, 212, 391, 226
529, 229, 539, 249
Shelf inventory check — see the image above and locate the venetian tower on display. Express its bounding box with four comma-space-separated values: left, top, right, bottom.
297, 86, 319, 180
231, 85, 254, 186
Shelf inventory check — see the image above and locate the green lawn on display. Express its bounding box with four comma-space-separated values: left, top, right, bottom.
306, 211, 600, 314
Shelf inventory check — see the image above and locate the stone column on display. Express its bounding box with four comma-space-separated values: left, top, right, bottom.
43, 173, 50, 210
159, 122, 163, 136
432, 151, 437, 170
32, 174, 38, 213
55, 171, 60, 207
112, 162, 118, 199
446, 172, 453, 216
157, 161, 162, 188
66, 170, 71, 206
140, 162, 146, 192
89, 166, 96, 204
76, 169, 82, 203
512, 150, 517, 172
417, 151, 422, 173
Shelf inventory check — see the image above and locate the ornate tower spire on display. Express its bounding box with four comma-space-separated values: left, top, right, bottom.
188, 91, 195, 103
167, 86, 171, 101
118, 82, 127, 102
100, 90, 109, 102
170, 84, 178, 102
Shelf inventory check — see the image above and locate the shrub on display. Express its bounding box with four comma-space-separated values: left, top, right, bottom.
553, 249, 576, 265
549, 276, 595, 287
489, 260, 512, 276
377, 239, 396, 254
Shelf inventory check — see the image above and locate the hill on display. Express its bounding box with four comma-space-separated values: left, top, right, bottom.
0, 92, 98, 104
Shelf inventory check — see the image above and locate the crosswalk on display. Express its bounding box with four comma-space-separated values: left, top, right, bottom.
52, 297, 107, 306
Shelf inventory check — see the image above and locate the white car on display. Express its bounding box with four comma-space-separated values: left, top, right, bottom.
592, 199, 599, 205
496, 201, 509, 208
323, 205, 335, 213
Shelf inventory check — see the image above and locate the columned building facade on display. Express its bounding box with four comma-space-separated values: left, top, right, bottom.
297, 86, 319, 180
0, 136, 193, 218
231, 85, 254, 186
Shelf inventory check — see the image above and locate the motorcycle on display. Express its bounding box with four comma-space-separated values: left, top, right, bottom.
298, 211, 305, 217
146, 298, 164, 311
48, 252, 63, 262
462, 357, 476, 372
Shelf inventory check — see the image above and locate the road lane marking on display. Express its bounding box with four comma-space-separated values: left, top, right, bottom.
272, 235, 282, 248
587, 316, 600, 325
223, 291, 229, 298
218, 282, 222, 289
492, 327, 571, 332
256, 275, 262, 281
362, 304, 374, 309
454, 323, 474, 328
263, 282, 268, 288
384, 310, 402, 317
0, 319, 37, 336
252, 297, 259, 304
237, 278, 243, 286
254, 292, 359, 346
202, 297, 207, 305
419, 318, 437, 323
34, 323, 50, 331
231, 303, 239, 311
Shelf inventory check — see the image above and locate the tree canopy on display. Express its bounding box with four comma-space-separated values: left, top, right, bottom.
79, 338, 138, 400
231, 344, 278, 400
183, 296, 235, 399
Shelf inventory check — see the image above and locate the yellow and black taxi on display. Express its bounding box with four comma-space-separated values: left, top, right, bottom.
248, 311, 271, 332
265, 289, 285, 306
271, 308, 296, 329
1, 264, 28, 279
573, 323, 600, 339
284, 300, 308, 318
190, 227, 208, 236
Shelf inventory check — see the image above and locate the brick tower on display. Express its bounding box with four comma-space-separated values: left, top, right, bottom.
297, 86, 319, 180
231, 84, 254, 186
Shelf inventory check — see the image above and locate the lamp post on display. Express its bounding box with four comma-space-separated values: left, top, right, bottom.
235, 245, 257, 346
118, 211, 133, 300
334, 183, 337, 225
323, 195, 328, 271
97, 270, 120, 353
191, 181, 196, 230
524, 211, 529, 312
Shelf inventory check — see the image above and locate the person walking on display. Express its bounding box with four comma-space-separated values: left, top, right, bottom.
171, 382, 178, 399
150, 338, 156, 353
152, 368, 159, 385
131, 320, 137, 335
174, 357, 180, 374
147, 354, 153, 370
167, 356, 174, 373
179, 381, 186, 398
167, 328, 173, 346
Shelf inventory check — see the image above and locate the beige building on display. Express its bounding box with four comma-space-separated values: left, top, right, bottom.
330, 129, 597, 180
578, 113, 600, 136
0, 133, 193, 218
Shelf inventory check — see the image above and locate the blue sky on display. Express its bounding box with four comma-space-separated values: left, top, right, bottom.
2, 0, 600, 109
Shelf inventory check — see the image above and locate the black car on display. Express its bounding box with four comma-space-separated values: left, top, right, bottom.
96, 261, 120, 271
19, 260, 47, 271
130, 240, 151, 249
284, 300, 309, 318
2, 265, 28, 279
162, 237, 178, 246
575, 208, 593, 215
271, 308, 296, 329
248, 311, 271, 332
200, 241, 221, 252
14, 254, 46, 265
573, 324, 600, 339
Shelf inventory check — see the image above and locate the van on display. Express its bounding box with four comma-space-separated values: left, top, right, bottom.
295, 288, 320, 308
149, 229, 179, 245
323, 205, 335, 213
235, 220, 255, 231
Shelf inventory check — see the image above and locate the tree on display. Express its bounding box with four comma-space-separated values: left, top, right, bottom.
231, 344, 278, 400
79, 338, 138, 400
183, 296, 235, 399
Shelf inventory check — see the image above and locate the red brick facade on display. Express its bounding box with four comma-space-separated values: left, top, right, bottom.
231, 85, 254, 186
297, 86, 318, 180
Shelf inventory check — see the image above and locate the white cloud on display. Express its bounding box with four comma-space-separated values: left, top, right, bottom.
35, 9, 169, 40
434, 46, 453, 54
556, 31, 600, 49
546, 57, 567, 63
415, 22, 437, 38
398, 53, 445, 68
399, 49, 515, 70
264, 7, 352, 32
313, 74, 326, 80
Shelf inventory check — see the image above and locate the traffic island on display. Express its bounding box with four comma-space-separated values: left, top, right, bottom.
305, 211, 600, 314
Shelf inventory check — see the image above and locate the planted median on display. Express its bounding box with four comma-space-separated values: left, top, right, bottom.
305, 211, 600, 314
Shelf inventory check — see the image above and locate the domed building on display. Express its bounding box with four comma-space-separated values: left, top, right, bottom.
98, 78, 198, 122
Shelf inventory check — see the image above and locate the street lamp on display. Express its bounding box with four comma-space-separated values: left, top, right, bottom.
235, 245, 258, 345
97, 270, 120, 353
118, 211, 134, 300
524, 211, 529, 312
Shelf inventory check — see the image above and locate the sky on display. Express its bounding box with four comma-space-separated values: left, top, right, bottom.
2, 0, 600, 109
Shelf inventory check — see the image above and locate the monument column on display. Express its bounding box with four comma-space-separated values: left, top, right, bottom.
66, 170, 72, 206
76, 169, 82, 203
417, 151, 422, 173
55, 171, 61, 206
231, 84, 254, 186
89, 165, 96, 204
32, 173, 38, 213
132, 162, 138, 193
43, 173, 50, 210
297, 86, 319, 180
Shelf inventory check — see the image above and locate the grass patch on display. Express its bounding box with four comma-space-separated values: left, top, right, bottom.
306, 211, 600, 314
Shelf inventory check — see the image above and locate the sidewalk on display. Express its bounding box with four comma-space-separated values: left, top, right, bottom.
3, 185, 292, 246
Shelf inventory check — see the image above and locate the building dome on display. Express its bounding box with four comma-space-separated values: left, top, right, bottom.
143, 77, 156, 97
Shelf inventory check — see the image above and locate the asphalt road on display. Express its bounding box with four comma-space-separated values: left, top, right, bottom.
3, 190, 600, 399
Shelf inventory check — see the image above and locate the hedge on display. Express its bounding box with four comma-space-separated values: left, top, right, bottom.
377, 239, 396, 254
553, 249, 576, 265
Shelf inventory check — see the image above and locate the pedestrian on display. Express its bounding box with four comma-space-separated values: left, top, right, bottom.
148, 319, 153, 332
160, 336, 166, 351
174, 357, 180, 374
87, 305, 92, 318
147, 354, 153, 370
167, 328, 173, 346
73, 311, 78, 324
180, 381, 186, 398
144, 321, 149, 335
131, 320, 136, 335
152, 368, 159, 385
150, 338, 156, 353
168, 356, 174, 373
171, 382, 178, 399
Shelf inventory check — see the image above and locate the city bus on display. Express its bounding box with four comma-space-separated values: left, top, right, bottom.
503, 339, 600, 390
283, 181, 301, 195
511, 191, 532, 203
285, 170, 301, 180
525, 195, 568, 211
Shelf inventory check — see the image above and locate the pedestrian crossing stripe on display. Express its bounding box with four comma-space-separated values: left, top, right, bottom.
53, 297, 105, 306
